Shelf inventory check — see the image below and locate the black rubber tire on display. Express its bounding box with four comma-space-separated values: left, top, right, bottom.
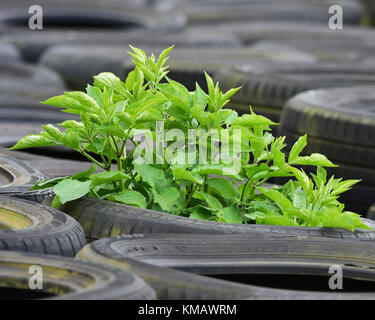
253, 39, 375, 64
0, 60, 64, 89
0, 43, 20, 61
55, 197, 375, 243
368, 204, 375, 220
214, 64, 375, 121
78, 235, 285, 300
5, 26, 241, 63
0, 196, 86, 256
0, 123, 83, 162
0, 250, 155, 300
281, 128, 375, 169
0, 154, 54, 203
215, 21, 375, 46
78, 234, 375, 299
281, 86, 375, 148
181, 1, 364, 26
40, 44, 316, 91
0, 1, 185, 31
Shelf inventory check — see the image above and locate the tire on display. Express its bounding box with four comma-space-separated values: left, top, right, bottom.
214, 64, 375, 121
181, 1, 364, 26
281, 128, 375, 169
78, 234, 375, 299
0, 154, 53, 203
40, 43, 316, 91
55, 197, 375, 243
0, 60, 65, 89
281, 86, 375, 148
0, 122, 82, 161
0, 1, 185, 31
8, 26, 241, 63
253, 39, 375, 64
0, 196, 86, 256
368, 204, 375, 220
0, 250, 155, 300
0, 147, 95, 178
220, 21, 375, 46
0, 43, 20, 61
78, 235, 278, 300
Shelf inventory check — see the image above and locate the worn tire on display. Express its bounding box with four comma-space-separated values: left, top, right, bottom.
0, 154, 54, 203
78, 234, 375, 299
40, 44, 316, 91
0, 250, 155, 300
214, 64, 375, 121
281, 86, 375, 148
54, 197, 375, 242
0, 196, 86, 256
0, 43, 20, 61
8, 26, 241, 63
181, 1, 364, 26
0, 1, 185, 31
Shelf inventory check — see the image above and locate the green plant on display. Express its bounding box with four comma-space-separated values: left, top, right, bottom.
11, 46, 370, 231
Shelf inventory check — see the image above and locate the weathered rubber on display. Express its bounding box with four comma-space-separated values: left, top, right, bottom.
214, 64, 375, 121
281, 86, 375, 148
182, 1, 364, 25
3, 27, 241, 63
0, 250, 155, 300
56, 197, 375, 242
0, 1, 186, 31
0, 154, 53, 203
41, 43, 315, 91
0, 196, 86, 256
78, 234, 375, 300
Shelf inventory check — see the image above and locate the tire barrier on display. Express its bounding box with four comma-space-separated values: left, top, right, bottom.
0, 250, 155, 300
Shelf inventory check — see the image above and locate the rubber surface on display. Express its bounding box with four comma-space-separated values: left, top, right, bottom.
0, 1, 185, 31
0, 43, 20, 61
78, 234, 375, 299
40, 44, 316, 91
1, 26, 240, 63
0, 196, 86, 256
0, 250, 155, 300
281, 86, 375, 148
181, 1, 364, 25
57, 197, 375, 242
0, 154, 53, 203
214, 64, 375, 121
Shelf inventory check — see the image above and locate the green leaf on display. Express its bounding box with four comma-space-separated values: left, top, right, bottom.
90, 171, 129, 188
199, 192, 222, 211
192, 164, 241, 180
72, 165, 97, 180
218, 206, 243, 224
289, 153, 337, 167
173, 168, 204, 185
108, 190, 147, 208
190, 206, 213, 220
260, 215, 299, 227
257, 187, 293, 212
206, 178, 238, 200
10, 134, 58, 150
53, 179, 92, 204
29, 177, 68, 191
288, 134, 307, 162
153, 187, 180, 211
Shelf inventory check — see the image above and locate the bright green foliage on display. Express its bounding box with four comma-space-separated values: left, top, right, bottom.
11, 46, 370, 231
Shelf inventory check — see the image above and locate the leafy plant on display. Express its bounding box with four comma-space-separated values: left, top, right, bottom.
11, 46, 370, 231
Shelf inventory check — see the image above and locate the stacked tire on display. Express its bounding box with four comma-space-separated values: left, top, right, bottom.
280, 86, 375, 215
